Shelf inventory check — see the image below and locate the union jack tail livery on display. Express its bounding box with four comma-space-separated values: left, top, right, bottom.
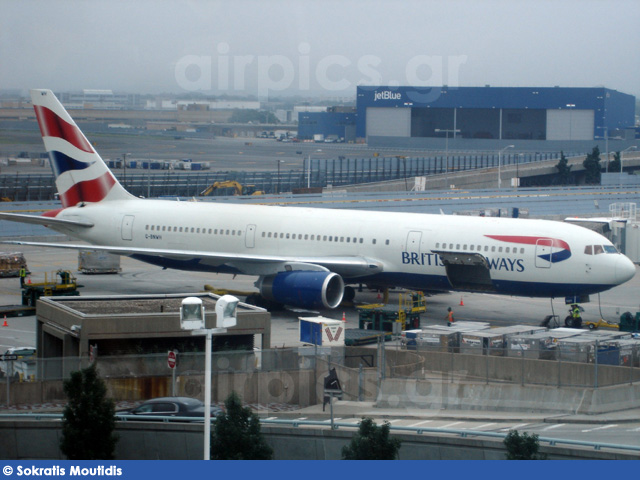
31, 89, 132, 207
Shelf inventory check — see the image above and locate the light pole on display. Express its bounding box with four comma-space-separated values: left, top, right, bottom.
498, 145, 514, 189
435, 128, 460, 189
620, 146, 638, 188
122, 152, 131, 190
566, 104, 575, 141
517, 153, 524, 188
596, 126, 610, 172
180, 296, 238, 460
276, 160, 284, 194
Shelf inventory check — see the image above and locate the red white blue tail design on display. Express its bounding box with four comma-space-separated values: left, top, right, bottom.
31, 89, 132, 208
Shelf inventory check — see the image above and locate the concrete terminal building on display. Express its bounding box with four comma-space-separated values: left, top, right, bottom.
355, 86, 636, 151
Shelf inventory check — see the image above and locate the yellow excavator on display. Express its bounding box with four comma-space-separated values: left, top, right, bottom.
200, 181, 264, 196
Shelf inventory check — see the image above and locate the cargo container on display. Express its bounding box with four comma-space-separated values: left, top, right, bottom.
507, 331, 557, 360
608, 338, 640, 366
0, 252, 28, 278
78, 251, 121, 274
557, 337, 596, 363
299, 316, 345, 346
460, 331, 506, 356
413, 329, 458, 352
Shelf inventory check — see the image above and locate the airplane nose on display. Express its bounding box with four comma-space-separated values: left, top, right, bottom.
615, 255, 636, 285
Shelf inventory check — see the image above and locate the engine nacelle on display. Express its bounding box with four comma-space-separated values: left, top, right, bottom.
259, 271, 345, 309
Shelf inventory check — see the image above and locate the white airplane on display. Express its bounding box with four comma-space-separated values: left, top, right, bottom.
0, 89, 636, 309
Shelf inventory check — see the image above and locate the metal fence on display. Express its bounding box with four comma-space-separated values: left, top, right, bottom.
4, 340, 639, 410
404, 339, 640, 389
0, 152, 568, 200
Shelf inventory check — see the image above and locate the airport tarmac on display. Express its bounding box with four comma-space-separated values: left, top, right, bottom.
0, 242, 638, 350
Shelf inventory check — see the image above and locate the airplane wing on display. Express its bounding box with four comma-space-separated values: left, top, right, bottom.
1, 240, 383, 278
0, 212, 94, 228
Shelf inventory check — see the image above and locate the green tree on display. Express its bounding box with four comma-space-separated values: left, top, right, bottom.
60, 364, 118, 460
341, 418, 402, 460
608, 151, 621, 173
555, 151, 572, 184
582, 146, 602, 184
211, 391, 273, 460
503, 430, 547, 460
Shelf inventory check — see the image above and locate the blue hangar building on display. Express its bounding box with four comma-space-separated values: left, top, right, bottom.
356, 86, 636, 151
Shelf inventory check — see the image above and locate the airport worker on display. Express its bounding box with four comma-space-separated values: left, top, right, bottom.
571, 304, 582, 328
445, 307, 454, 326
19, 266, 26, 287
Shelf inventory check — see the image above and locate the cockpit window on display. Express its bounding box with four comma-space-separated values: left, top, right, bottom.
585, 244, 618, 255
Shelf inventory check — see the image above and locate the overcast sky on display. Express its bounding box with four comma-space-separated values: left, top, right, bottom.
2, 0, 639, 98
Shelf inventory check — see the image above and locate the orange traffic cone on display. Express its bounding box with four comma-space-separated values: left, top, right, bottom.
459, 297, 464, 306
342, 312, 346, 323
2, 315, 8, 327
376, 291, 381, 300
27, 276, 31, 284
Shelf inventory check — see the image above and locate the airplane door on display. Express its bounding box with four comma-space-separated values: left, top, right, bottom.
405, 231, 422, 254
535, 238, 553, 268
245, 224, 256, 248
121, 215, 135, 241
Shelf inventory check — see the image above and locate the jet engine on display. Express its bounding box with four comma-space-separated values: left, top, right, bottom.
258, 271, 345, 309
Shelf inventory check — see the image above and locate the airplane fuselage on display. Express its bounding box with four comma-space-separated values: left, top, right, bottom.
50, 198, 635, 299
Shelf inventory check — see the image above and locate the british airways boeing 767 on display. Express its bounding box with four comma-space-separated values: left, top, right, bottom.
0, 90, 635, 309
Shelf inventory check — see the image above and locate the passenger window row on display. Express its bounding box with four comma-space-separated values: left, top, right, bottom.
260, 231, 391, 246
145, 225, 242, 236
435, 243, 525, 254
144, 223, 393, 246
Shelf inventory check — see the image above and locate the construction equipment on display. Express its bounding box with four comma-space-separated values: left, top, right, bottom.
200, 181, 264, 197
21, 270, 81, 306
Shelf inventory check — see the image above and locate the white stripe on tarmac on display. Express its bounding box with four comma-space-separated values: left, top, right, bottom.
323, 417, 341, 422
541, 423, 565, 431
439, 421, 463, 429
265, 417, 278, 421
468, 423, 495, 430
581, 424, 618, 433
408, 420, 433, 427
499, 423, 529, 431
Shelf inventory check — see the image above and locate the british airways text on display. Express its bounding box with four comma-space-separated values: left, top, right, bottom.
401, 252, 525, 272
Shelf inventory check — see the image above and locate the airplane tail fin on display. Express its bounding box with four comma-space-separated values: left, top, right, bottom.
30, 89, 133, 208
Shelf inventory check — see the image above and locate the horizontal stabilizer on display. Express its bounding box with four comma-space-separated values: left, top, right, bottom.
0, 212, 94, 228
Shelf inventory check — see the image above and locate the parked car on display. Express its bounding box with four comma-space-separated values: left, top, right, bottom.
117, 397, 222, 421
